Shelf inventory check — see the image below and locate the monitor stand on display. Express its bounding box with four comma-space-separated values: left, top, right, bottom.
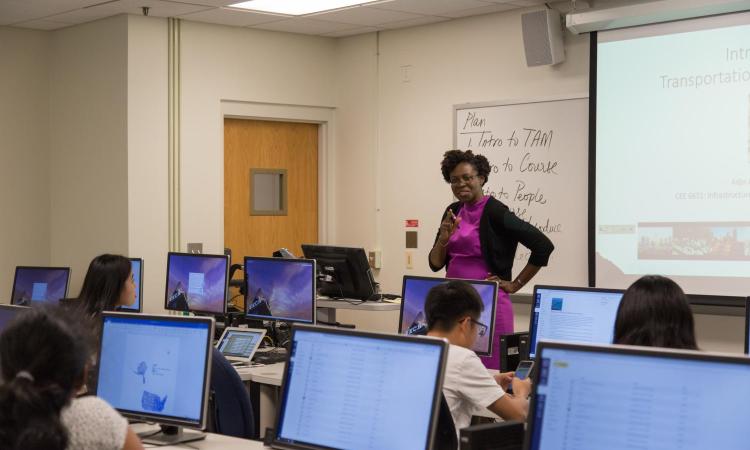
140, 425, 206, 445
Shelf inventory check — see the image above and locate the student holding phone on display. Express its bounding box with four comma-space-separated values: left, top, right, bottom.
425, 281, 531, 435
429, 149, 554, 369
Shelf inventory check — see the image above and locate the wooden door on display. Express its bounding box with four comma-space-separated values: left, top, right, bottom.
224, 118, 318, 266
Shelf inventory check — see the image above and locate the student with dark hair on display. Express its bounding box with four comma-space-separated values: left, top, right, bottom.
78, 254, 136, 317
614, 275, 698, 350
429, 149, 554, 369
425, 281, 530, 434
0, 306, 143, 450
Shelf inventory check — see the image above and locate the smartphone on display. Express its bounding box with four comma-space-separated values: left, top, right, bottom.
515, 360, 534, 380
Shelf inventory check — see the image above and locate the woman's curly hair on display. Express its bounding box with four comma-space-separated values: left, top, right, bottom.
440, 150, 491, 186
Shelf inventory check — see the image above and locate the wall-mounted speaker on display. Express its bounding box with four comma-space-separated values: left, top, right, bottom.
521, 8, 565, 67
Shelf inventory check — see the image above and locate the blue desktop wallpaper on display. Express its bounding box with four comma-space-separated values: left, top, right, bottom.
400, 278, 495, 354
166, 255, 227, 314
12, 268, 69, 306
245, 259, 314, 323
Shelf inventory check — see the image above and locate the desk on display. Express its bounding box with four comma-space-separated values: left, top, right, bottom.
133, 424, 267, 449
316, 298, 400, 322
236, 363, 285, 438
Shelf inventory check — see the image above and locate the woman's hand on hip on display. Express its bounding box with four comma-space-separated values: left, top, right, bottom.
488, 274, 520, 294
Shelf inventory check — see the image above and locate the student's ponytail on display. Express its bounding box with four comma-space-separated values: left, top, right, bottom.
0, 307, 92, 450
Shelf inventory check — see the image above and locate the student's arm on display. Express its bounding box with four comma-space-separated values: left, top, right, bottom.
122, 427, 144, 450
486, 378, 531, 421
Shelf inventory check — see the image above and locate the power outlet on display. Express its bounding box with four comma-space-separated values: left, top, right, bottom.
368, 250, 382, 269
405, 251, 413, 270
187, 242, 203, 254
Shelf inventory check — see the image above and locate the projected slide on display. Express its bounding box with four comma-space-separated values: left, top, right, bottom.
400, 277, 496, 355
245, 258, 314, 323
595, 14, 750, 295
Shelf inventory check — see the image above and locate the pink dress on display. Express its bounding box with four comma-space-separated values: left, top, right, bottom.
446, 196, 513, 370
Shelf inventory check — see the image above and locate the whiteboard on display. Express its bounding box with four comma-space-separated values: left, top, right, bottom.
453, 95, 589, 293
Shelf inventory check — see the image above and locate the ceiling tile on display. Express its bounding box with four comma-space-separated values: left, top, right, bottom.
371, 0, 498, 16
9, 19, 73, 30
45, 0, 211, 24
321, 25, 380, 37
167, 0, 243, 6
442, 2, 518, 18
308, 5, 424, 26
177, 6, 284, 26
378, 15, 449, 29
251, 17, 359, 35
0, 0, 99, 25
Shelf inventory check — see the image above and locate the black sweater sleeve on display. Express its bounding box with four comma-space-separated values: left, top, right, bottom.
497, 209, 554, 267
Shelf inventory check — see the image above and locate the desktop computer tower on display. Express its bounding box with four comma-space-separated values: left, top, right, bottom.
459, 421, 524, 450
499, 331, 530, 372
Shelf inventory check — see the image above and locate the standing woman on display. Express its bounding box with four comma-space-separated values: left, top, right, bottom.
429, 150, 554, 369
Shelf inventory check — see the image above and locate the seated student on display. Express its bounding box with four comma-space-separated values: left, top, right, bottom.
425, 280, 531, 433
78, 254, 136, 317
0, 306, 143, 450
613, 275, 698, 350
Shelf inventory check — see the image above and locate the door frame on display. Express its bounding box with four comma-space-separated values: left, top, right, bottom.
220, 100, 334, 245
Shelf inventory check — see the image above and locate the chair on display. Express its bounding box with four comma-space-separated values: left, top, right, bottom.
434, 393, 459, 450
207, 348, 256, 439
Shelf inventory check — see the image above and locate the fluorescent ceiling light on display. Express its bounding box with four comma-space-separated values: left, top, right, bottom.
228, 0, 390, 16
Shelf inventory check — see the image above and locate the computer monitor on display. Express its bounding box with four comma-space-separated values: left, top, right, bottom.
745, 297, 750, 354
96, 312, 214, 445
528, 285, 625, 359
117, 258, 143, 313
271, 324, 448, 450
244, 256, 316, 324
398, 276, 497, 357
525, 341, 750, 450
11, 266, 70, 306
301, 244, 377, 300
164, 252, 229, 315
0, 304, 26, 332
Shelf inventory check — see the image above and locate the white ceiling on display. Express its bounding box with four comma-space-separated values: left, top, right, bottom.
0, 0, 554, 36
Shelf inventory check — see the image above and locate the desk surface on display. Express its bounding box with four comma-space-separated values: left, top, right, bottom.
236, 362, 285, 385
316, 299, 400, 311
133, 424, 267, 449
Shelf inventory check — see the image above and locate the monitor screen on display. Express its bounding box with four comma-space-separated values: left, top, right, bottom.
96, 313, 214, 428
164, 253, 229, 315
301, 244, 376, 300
244, 257, 316, 324
527, 342, 750, 450
273, 325, 448, 450
216, 328, 265, 361
11, 266, 70, 306
0, 305, 26, 332
118, 258, 143, 313
528, 285, 624, 359
745, 297, 750, 354
399, 276, 497, 356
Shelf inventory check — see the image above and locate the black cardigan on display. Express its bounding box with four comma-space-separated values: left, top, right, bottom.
429, 196, 554, 281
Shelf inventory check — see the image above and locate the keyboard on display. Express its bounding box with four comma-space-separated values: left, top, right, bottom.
252, 351, 288, 365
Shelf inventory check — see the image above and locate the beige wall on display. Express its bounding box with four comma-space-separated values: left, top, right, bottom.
126, 15, 169, 313
0, 27, 51, 298
49, 15, 129, 294
178, 21, 339, 255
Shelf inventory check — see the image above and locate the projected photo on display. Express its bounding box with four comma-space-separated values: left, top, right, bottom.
400, 277, 496, 355
638, 222, 750, 260
166, 255, 227, 314
12, 268, 69, 306
245, 258, 314, 323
